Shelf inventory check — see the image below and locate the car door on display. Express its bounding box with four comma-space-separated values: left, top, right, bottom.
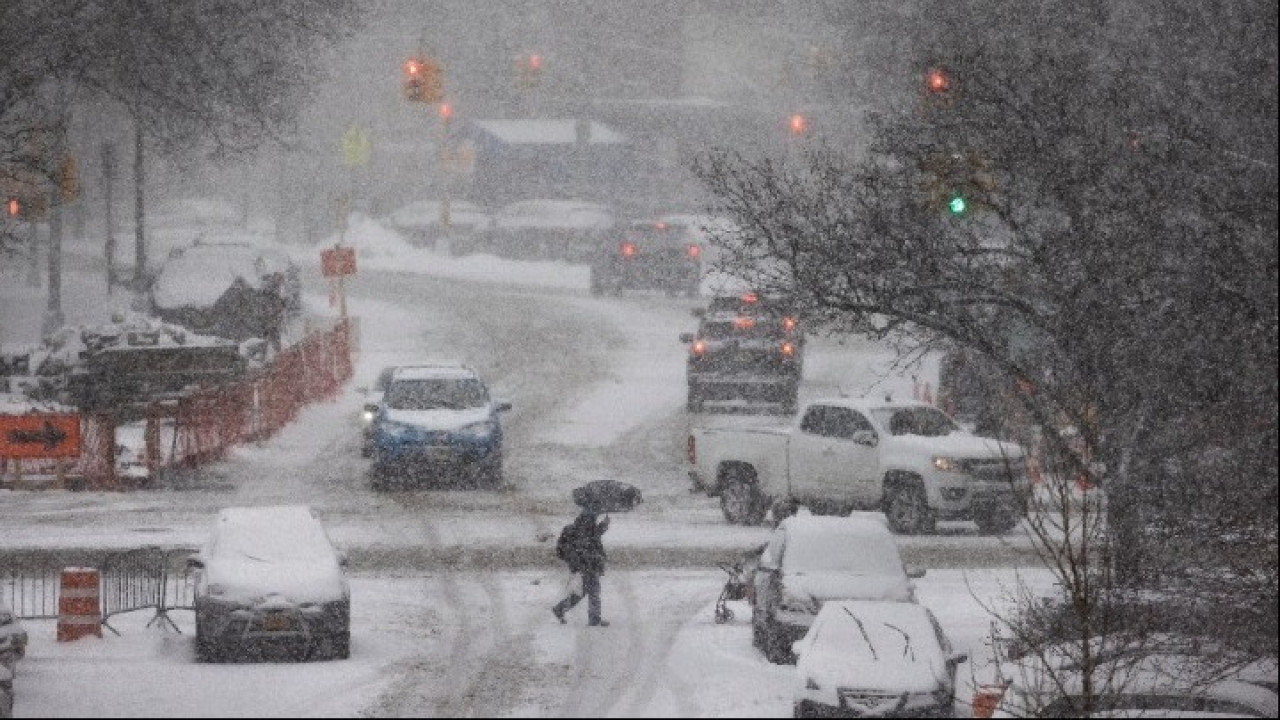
789, 405, 879, 507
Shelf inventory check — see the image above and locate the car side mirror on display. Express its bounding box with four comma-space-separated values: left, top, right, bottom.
495, 399, 513, 412
851, 430, 878, 447
679, 332, 695, 343
186, 555, 204, 571
906, 565, 926, 579
363, 403, 380, 414
949, 652, 969, 666
336, 550, 349, 568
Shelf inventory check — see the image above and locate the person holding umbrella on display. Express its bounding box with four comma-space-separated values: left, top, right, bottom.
552, 479, 641, 628
552, 510, 611, 627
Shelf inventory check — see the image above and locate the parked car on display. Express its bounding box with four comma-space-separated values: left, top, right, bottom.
383, 199, 492, 255
988, 648, 1280, 718
589, 219, 703, 297
488, 199, 614, 262
367, 362, 512, 489
751, 512, 924, 664
791, 599, 968, 718
188, 505, 351, 663
149, 239, 301, 343
0, 603, 27, 672
359, 365, 399, 457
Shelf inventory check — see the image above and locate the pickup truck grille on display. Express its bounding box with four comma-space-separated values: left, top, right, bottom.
963, 458, 1025, 482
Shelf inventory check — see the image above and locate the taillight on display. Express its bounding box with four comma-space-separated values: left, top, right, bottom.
783, 316, 797, 333
687, 244, 702, 259
692, 340, 707, 356
621, 242, 637, 258
686, 434, 696, 464
780, 341, 796, 357
733, 316, 755, 330
741, 292, 758, 304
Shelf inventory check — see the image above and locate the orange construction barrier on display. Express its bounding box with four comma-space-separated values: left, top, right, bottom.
971, 683, 1009, 719
57, 567, 103, 641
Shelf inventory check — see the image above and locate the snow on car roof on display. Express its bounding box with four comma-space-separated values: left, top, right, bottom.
392, 363, 478, 381
211, 505, 333, 559
203, 505, 346, 604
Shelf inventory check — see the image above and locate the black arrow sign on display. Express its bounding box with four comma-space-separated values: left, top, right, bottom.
7, 421, 68, 450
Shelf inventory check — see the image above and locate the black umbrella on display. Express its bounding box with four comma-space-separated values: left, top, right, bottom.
572, 479, 643, 514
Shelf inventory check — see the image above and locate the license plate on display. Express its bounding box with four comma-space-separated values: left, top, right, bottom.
261, 612, 294, 632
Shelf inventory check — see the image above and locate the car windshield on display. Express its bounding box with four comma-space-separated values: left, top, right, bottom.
385, 378, 488, 410
782, 530, 906, 575
871, 407, 959, 437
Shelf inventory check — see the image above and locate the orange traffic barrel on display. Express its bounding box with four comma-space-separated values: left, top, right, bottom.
57, 567, 103, 642
971, 683, 1009, 719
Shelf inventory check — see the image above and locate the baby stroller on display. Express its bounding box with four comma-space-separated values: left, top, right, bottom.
714, 560, 750, 624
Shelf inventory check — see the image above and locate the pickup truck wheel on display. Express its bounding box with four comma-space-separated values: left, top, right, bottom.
721, 481, 767, 525
884, 481, 936, 535
974, 503, 1020, 535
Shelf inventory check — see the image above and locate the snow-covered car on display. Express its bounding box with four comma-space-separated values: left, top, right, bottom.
488, 199, 614, 262
359, 365, 399, 457
188, 505, 351, 663
367, 362, 512, 489
988, 648, 1280, 718
791, 599, 967, 719
149, 240, 300, 343
383, 199, 492, 255
751, 512, 924, 664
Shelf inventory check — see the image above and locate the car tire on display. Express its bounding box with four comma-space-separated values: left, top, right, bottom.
974, 503, 1020, 535
477, 453, 503, 489
884, 478, 936, 535
761, 615, 793, 665
721, 479, 767, 525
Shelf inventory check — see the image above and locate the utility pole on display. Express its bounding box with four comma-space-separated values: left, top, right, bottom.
102, 143, 117, 294
41, 85, 69, 337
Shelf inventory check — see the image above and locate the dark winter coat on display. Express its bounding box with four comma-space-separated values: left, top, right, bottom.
563, 511, 609, 575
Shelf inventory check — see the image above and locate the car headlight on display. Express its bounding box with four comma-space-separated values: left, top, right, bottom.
361, 409, 376, 424
458, 421, 497, 440
932, 456, 966, 473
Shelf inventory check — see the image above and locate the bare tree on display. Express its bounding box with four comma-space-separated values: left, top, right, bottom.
689, 0, 1277, 711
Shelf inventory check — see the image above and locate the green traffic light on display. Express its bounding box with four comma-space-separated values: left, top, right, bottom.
948, 195, 967, 215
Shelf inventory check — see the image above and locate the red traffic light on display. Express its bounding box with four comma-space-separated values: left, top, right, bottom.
528, 54, 542, 71
405, 59, 422, 76
6, 198, 18, 217
789, 113, 807, 135
438, 102, 453, 120
926, 68, 950, 93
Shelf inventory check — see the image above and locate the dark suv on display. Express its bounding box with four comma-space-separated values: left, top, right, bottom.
589, 220, 703, 297
679, 293, 804, 413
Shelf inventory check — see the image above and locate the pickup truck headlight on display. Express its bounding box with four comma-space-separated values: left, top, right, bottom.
458, 421, 497, 440
361, 409, 376, 425
932, 456, 966, 473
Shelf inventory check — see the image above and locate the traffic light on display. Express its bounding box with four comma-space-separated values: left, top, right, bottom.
788, 113, 808, 136
5, 198, 18, 218
922, 66, 956, 109
921, 151, 994, 217
402, 56, 443, 103
515, 53, 543, 89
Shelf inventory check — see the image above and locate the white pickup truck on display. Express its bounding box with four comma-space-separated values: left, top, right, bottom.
686, 397, 1029, 534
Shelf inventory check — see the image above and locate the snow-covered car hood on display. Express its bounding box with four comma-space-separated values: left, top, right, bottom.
384, 405, 494, 431
800, 641, 948, 696
784, 571, 914, 604
202, 554, 347, 606
886, 432, 1024, 460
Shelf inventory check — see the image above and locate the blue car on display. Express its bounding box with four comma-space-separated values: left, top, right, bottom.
368, 363, 512, 489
